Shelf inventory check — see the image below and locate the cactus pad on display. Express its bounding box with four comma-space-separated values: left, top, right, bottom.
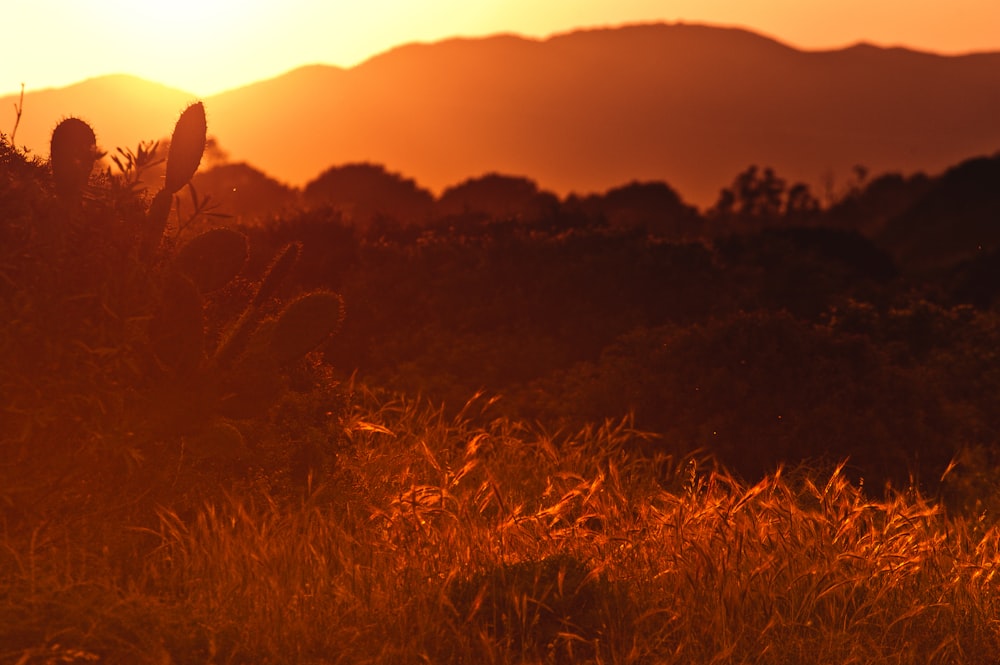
252, 241, 302, 307
175, 228, 248, 293
50, 117, 98, 198
269, 291, 345, 365
164, 102, 207, 194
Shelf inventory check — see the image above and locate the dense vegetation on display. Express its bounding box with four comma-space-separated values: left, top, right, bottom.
4, 113, 1000, 663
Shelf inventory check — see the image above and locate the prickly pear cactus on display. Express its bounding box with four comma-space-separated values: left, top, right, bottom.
269, 291, 345, 366
144, 102, 208, 257
41, 100, 348, 478
164, 102, 207, 194
174, 228, 248, 293
215, 241, 302, 367
253, 241, 302, 307
50, 117, 99, 200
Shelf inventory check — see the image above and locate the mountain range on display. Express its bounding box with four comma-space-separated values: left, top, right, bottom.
5, 22, 1000, 208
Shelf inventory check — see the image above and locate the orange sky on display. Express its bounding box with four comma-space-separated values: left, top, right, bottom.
5, 0, 1000, 97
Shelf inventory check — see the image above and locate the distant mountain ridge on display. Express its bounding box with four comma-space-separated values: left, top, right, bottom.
5, 22, 1000, 207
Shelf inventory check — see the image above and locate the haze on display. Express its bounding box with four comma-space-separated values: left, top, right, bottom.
6, 0, 1000, 97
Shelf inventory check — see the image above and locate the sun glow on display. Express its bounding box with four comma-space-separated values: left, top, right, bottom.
76, 1, 282, 95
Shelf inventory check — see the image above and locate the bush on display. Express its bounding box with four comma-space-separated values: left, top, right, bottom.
528, 311, 958, 487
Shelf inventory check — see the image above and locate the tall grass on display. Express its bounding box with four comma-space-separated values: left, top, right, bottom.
3, 389, 1000, 664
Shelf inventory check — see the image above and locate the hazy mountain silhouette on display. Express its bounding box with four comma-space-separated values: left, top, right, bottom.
3, 74, 194, 158
5, 23, 1000, 207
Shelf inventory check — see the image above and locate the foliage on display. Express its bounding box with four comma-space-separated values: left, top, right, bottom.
437, 172, 560, 223
525, 311, 958, 489
877, 154, 1000, 272
238, 188, 1000, 498
708, 164, 821, 230
713, 226, 897, 318
562, 179, 703, 240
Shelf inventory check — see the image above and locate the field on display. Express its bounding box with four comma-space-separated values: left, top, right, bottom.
5, 114, 1000, 663
5, 390, 1000, 664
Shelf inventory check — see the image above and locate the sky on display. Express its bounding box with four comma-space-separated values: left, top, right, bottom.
5, 0, 1000, 98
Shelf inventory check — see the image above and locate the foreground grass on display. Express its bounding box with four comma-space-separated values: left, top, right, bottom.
3, 391, 1000, 664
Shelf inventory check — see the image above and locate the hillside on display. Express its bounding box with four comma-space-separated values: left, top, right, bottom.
5, 23, 1000, 207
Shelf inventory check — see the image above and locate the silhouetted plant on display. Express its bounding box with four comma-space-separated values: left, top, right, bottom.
436, 173, 559, 222
572, 180, 703, 239
49, 116, 101, 202
709, 164, 821, 231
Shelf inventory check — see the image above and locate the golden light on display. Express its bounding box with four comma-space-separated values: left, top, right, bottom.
82, 1, 280, 95
98, 0, 258, 42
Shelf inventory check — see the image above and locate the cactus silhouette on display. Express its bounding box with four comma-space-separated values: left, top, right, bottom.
253, 241, 301, 307
144, 102, 208, 257
164, 102, 207, 194
269, 291, 345, 366
215, 241, 303, 367
50, 117, 99, 200
40, 100, 347, 467
174, 228, 248, 293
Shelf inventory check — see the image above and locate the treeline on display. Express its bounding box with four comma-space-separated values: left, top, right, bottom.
193, 155, 993, 269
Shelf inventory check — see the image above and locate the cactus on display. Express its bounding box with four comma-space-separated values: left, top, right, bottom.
214, 241, 302, 366
269, 291, 345, 366
164, 102, 207, 194
50, 117, 98, 199
175, 228, 248, 293
252, 241, 301, 307
142, 190, 174, 258
144, 102, 208, 258
40, 99, 349, 479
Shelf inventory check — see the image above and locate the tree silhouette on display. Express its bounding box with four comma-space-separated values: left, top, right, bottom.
823, 171, 931, 235
710, 165, 820, 230
877, 155, 1000, 272
304, 162, 435, 227
436, 173, 558, 221
192, 162, 298, 223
